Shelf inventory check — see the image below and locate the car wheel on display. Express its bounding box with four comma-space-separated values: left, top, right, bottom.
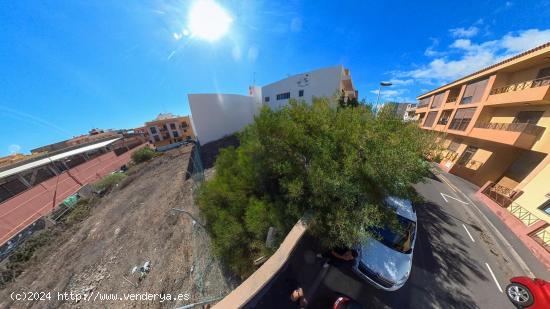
506, 283, 534, 308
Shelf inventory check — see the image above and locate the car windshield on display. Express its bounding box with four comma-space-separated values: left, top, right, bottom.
370, 215, 416, 253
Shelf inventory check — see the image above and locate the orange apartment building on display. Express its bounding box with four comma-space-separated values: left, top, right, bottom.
415, 42, 550, 266
145, 113, 195, 148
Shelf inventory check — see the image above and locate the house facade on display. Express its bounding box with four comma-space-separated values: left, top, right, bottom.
145, 113, 195, 147
415, 42, 550, 264
188, 65, 358, 144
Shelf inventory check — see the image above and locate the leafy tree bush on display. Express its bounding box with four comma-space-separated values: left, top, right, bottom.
93, 173, 127, 192
132, 147, 156, 163
198, 98, 436, 278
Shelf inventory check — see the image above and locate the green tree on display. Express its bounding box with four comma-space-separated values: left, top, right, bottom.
198, 98, 436, 278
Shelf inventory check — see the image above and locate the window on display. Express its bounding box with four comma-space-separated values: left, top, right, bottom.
276, 92, 290, 100
298, 90, 304, 97
418, 97, 431, 108
423, 111, 438, 127
150, 126, 157, 134
170, 123, 176, 130
449, 108, 476, 131
265, 96, 270, 102
163, 124, 168, 130
456, 146, 478, 166
447, 138, 462, 152
513, 111, 544, 124
172, 131, 179, 137
153, 135, 161, 142
540, 200, 550, 216
536, 67, 550, 79
437, 110, 453, 125
430, 92, 445, 109
460, 78, 489, 104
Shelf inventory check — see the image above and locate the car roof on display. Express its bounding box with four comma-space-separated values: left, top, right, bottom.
385, 196, 416, 222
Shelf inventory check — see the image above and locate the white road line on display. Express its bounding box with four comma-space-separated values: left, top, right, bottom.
462, 224, 476, 243
436, 173, 534, 278
441, 193, 469, 204
439, 174, 457, 192
485, 263, 503, 293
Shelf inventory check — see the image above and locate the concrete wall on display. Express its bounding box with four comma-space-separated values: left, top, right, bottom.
188, 94, 261, 144
262, 66, 344, 109
0, 145, 145, 245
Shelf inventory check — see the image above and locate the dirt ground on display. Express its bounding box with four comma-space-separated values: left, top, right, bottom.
0, 145, 236, 308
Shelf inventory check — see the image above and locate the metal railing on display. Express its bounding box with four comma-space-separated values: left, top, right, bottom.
531, 226, 550, 253
490, 76, 550, 95
474, 122, 546, 136
481, 182, 518, 208
508, 202, 540, 226
448, 118, 471, 131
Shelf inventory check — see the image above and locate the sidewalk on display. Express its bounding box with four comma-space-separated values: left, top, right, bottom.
432, 165, 550, 278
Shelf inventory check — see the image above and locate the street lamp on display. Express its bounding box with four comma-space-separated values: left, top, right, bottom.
375, 81, 393, 112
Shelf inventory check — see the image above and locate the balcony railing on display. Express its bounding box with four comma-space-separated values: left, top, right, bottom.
490, 76, 550, 95
482, 182, 519, 208
532, 226, 550, 253
448, 118, 471, 131
474, 122, 546, 136
508, 202, 540, 226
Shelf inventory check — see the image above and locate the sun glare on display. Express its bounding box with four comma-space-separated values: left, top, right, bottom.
188, 0, 233, 42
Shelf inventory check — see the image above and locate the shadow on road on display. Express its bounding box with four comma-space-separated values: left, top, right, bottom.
314, 201, 489, 309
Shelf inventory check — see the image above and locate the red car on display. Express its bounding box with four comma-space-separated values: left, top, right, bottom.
506, 276, 550, 308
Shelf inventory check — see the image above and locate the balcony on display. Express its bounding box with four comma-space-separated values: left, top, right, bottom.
486, 76, 550, 105
446, 96, 458, 104
470, 122, 546, 149
481, 182, 520, 207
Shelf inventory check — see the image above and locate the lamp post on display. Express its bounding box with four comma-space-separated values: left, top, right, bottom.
375, 81, 393, 113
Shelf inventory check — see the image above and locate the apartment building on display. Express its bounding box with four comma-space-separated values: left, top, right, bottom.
262, 66, 357, 109
403, 103, 419, 122
144, 113, 195, 147
415, 42, 550, 263
189, 65, 358, 144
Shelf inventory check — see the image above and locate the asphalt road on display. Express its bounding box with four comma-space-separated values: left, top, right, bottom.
250, 168, 550, 309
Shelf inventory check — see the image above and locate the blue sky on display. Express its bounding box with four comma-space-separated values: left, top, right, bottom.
1, 0, 550, 156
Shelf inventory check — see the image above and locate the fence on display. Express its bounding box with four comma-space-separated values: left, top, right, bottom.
481, 182, 518, 208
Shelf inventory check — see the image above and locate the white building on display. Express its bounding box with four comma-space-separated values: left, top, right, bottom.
262, 65, 357, 109
188, 65, 357, 144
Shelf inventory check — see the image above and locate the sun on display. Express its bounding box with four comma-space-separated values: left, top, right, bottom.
188, 0, 233, 42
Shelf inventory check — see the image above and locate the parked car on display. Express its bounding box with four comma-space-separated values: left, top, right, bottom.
352, 196, 417, 291
506, 276, 550, 308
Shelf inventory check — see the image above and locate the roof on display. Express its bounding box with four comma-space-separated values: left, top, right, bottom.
261, 65, 344, 89
417, 41, 550, 99
0, 138, 120, 179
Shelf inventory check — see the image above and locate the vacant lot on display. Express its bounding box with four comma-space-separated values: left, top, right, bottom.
0, 145, 235, 308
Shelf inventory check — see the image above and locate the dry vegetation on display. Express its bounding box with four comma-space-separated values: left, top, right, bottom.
0, 146, 235, 308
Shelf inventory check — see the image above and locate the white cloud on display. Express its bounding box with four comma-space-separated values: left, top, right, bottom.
501, 29, 550, 53
395, 28, 550, 84
449, 26, 479, 38
8, 144, 21, 154
424, 38, 444, 57
247, 46, 259, 62
388, 78, 414, 86
370, 88, 412, 102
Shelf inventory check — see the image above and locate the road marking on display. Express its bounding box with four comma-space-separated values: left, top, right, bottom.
438, 174, 457, 192
485, 263, 503, 293
436, 172, 534, 277
440, 193, 469, 204
462, 224, 476, 242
